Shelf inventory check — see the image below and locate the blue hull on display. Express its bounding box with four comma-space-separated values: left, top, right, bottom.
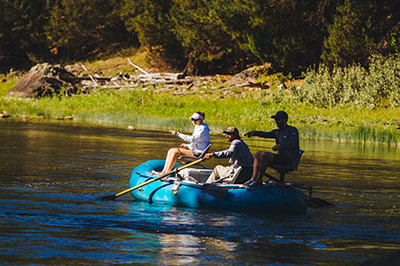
129, 160, 308, 214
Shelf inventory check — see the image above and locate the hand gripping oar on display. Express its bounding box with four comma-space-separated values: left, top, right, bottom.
99, 158, 206, 201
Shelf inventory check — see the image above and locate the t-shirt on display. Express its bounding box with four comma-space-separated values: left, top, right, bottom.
252, 125, 299, 161
213, 139, 254, 174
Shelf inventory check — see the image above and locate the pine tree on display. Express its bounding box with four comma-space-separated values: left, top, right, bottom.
321, 0, 371, 66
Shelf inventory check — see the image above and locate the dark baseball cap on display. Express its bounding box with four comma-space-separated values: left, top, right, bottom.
271, 111, 288, 120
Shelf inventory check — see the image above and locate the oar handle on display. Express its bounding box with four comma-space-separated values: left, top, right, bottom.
115, 157, 205, 198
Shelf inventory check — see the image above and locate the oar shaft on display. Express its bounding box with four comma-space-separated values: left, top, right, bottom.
177, 158, 204, 171
115, 175, 163, 197
114, 158, 205, 198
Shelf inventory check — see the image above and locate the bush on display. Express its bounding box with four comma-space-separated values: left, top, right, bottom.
293, 54, 400, 108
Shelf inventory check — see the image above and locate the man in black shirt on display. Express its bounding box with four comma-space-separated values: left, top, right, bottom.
244, 111, 299, 187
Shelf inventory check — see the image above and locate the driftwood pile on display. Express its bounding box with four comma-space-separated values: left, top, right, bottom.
101, 58, 191, 89
6, 59, 194, 98
6, 59, 271, 98
84, 58, 194, 90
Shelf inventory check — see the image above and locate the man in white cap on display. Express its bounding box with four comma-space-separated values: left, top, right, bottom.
244, 111, 299, 187
204, 127, 253, 184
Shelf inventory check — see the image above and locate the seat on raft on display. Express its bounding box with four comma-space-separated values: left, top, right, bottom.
213, 166, 242, 184
178, 143, 212, 162
265, 150, 304, 183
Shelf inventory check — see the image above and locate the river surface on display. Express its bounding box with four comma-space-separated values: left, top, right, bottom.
1, 119, 399, 265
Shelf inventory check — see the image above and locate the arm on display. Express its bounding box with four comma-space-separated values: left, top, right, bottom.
244, 130, 276, 138
212, 141, 237, 159
169, 130, 189, 148
176, 125, 208, 143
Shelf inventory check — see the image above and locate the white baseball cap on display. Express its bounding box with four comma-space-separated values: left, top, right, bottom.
189, 113, 204, 120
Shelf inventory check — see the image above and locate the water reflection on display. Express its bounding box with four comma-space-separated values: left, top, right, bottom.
158, 234, 202, 265
123, 203, 242, 265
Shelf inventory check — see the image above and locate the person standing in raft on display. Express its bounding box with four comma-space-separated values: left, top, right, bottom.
204, 127, 253, 184
157, 112, 211, 175
243, 111, 299, 187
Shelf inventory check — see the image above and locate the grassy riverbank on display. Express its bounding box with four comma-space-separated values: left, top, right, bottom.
1, 73, 399, 146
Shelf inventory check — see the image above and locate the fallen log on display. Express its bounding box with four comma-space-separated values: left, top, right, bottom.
127, 58, 152, 79
80, 64, 98, 87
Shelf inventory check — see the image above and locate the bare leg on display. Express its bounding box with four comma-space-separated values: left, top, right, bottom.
161, 148, 194, 174
250, 151, 275, 183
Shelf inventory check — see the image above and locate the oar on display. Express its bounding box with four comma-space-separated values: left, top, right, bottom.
291, 184, 335, 208
266, 178, 335, 208
202, 183, 229, 199
287, 183, 334, 208
99, 158, 206, 201
306, 196, 334, 208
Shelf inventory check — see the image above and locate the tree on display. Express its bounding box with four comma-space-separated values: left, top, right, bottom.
120, 0, 183, 67
368, 1, 400, 55
0, 0, 49, 71
170, 0, 254, 74
243, 0, 337, 72
45, 0, 133, 63
321, 0, 373, 67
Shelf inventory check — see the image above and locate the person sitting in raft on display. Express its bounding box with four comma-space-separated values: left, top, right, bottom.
157, 111, 211, 175
204, 127, 253, 184
243, 110, 299, 187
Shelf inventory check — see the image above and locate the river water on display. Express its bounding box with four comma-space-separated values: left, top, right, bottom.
0, 119, 399, 265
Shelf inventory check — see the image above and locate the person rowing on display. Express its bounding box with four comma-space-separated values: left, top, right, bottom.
204, 127, 253, 184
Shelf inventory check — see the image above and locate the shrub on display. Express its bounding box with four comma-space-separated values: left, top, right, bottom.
293, 54, 400, 108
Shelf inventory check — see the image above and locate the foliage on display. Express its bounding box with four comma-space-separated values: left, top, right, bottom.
169, 0, 252, 74
45, 0, 133, 62
292, 54, 400, 108
245, 0, 331, 71
120, 0, 181, 65
1, 0, 400, 76
321, 0, 371, 66
368, 55, 400, 107
0, 0, 49, 71
321, 0, 400, 67
1, 82, 399, 145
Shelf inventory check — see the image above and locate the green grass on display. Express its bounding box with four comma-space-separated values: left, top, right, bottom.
1, 51, 400, 146
1, 81, 399, 146
0, 75, 18, 97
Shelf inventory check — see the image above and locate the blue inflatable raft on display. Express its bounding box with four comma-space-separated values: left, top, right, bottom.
129, 160, 308, 214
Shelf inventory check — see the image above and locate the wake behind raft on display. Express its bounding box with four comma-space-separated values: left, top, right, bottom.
128, 160, 311, 214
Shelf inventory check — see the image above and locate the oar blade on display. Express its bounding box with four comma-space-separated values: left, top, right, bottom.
202, 183, 230, 199
99, 194, 118, 201
306, 197, 334, 208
